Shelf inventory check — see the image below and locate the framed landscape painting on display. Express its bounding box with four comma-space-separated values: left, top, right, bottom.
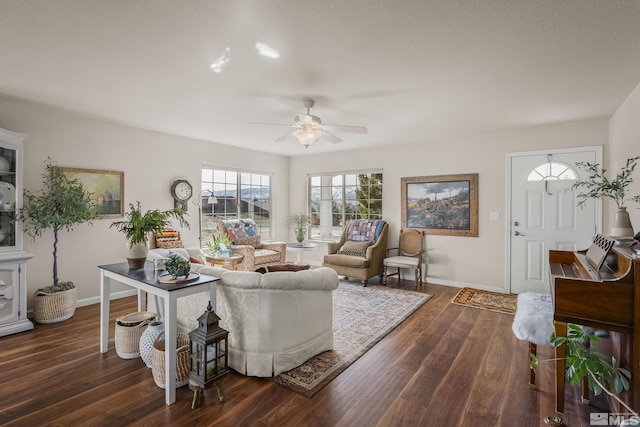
401, 173, 478, 237
60, 167, 124, 218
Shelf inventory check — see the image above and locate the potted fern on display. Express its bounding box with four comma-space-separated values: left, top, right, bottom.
16, 158, 99, 323
110, 201, 189, 268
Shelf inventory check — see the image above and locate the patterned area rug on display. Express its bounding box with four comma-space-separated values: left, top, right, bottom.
451, 287, 517, 315
273, 281, 431, 397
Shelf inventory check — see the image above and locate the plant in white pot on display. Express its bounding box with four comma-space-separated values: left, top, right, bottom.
573, 156, 640, 240
16, 158, 99, 323
204, 234, 233, 258
110, 201, 189, 268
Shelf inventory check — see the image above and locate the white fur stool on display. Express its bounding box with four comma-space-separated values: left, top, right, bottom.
511, 292, 555, 389
511, 292, 588, 404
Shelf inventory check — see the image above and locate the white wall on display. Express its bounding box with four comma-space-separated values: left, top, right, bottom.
610, 81, 640, 232
0, 96, 289, 307
289, 119, 609, 291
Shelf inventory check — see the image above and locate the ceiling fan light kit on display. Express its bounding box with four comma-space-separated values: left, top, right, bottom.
293, 127, 321, 148
250, 99, 368, 148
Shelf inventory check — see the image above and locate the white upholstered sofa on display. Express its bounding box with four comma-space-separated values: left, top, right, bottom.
151, 264, 339, 377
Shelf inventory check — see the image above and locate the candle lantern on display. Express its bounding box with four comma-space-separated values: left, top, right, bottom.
188, 301, 229, 409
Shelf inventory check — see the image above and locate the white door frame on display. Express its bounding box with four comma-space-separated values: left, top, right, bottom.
505, 145, 603, 294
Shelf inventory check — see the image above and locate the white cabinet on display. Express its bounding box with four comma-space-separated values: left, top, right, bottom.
0, 127, 33, 337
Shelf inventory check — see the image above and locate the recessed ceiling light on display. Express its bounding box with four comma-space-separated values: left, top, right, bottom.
210, 47, 231, 73
255, 42, 280, 59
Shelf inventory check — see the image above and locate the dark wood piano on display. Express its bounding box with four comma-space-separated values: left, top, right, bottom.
549, 245, 640, 414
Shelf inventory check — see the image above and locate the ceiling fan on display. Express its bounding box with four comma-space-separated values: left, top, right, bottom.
249, 99, 368, 148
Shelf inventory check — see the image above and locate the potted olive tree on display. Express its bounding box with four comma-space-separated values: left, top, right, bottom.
17, 158, 99, 323
573, 155, 640, 239
110, 201, 189, 268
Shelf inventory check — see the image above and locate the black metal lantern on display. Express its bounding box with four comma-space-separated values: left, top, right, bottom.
188, 301, 229, 409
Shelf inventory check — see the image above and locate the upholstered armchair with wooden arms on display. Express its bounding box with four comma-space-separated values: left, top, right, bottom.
322, 220, 388, 286
215, 219, 286, 271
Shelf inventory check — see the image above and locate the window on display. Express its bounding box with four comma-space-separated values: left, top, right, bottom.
309, 170, 383, 240
527, 162, 576, 181
199, 166, 272, 243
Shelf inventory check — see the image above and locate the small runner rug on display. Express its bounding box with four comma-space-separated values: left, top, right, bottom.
451, 287, 517, 315
273, 281, 431, 397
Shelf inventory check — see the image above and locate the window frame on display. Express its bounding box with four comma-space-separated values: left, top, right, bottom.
308, 169, 383, 241
200, 165, 274, 243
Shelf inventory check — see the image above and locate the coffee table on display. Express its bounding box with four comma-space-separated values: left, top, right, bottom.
205, 253, 244, 270
98, 261, 219, 405
286, 242, 318, 265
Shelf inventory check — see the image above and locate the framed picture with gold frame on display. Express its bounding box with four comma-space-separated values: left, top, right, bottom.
60, 167, 124, 218
401, 173, 478, 237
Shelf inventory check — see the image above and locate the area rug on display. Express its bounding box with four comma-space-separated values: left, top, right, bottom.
451, 287, 517, 315
273, 281, 431, 397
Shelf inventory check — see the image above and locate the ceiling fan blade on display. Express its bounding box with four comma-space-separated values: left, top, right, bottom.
320, 130, 343, 144
275, 132, 295, 142
247, 122, 293, 127
324, 124, 368, 134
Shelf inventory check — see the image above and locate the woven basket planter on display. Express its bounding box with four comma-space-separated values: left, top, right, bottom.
115, 318, 151, 359
152, 333, 190, 389
33, 287, 77, 324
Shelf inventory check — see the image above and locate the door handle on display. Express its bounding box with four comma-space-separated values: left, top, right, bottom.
514, 231, 525, 236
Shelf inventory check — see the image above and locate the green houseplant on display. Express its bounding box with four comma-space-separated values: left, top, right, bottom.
110, 201, 189, 268
16, 158, 99, 323
204, 234, 233, 257
573, 156, 640, 239
285, 212, 312, 243
533, 325, 635, 426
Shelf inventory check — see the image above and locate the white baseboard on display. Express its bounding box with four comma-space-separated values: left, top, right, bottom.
77, 289, 138, 307
27, 288, 139, 319
424, 276, 508, 294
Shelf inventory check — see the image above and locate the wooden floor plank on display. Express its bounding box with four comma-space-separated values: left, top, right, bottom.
0, 281, 609, 426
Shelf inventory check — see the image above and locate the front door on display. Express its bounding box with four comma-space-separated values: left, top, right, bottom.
508, 147, 602, 294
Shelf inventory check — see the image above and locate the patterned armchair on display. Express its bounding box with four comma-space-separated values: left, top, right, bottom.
215, 219, 286, 271
322, 219, 388, 286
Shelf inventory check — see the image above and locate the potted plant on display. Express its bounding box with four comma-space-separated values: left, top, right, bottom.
533, 325, 635, 426
204, 234, 232, 258
110, 201, 189, 268
285, 212, 312, 243
16, 158, 99, 323
573, 156, 640, 239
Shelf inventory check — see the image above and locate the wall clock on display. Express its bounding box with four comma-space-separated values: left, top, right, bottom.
171, 179, 192, 211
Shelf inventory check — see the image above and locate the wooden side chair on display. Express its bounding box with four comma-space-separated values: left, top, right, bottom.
382, 229, 425, 289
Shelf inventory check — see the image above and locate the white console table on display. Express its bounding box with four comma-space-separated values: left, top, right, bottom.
98, 262, 219, 405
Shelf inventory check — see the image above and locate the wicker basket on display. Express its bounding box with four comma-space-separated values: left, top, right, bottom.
33, 287, 77, 324
151, 333, 190, 389
115, 314, 154, 359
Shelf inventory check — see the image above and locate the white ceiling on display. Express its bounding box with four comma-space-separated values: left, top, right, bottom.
1, 1, 639, 157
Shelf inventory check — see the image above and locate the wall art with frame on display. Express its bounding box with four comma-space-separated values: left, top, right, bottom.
60, 167, 124, 218
401, 173, 478, 237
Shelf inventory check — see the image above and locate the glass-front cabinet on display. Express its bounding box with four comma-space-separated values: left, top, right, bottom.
0, 126, 33, 337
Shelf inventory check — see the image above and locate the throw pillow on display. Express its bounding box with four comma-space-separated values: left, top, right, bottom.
337, 240, 373, 257
190, 256, 204, 264
266, 264, 311, 272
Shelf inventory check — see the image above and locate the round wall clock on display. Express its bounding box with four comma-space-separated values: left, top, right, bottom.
171, 179, 192, 211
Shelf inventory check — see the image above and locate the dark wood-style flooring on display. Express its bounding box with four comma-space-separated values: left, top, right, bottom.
0, 278, 608, 426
